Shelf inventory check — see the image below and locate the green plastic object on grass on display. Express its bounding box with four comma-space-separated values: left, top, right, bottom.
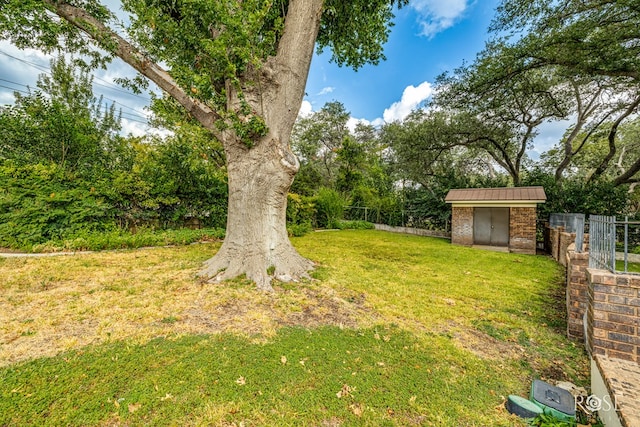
530, 379, 576, 422
505, 394, 544, 419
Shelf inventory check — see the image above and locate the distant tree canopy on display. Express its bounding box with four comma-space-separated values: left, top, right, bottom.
0, 58, 228, 249
1, 0, 639, 258
0, 58, 123, 175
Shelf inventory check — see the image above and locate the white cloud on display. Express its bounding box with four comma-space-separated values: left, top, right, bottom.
298, 100, 313, 118
317, 86, 334, 96
382, 81, 433, 123
0, 92, 15, 105
346, 117, 370, 133
121, 118, 172, 138
410, 0, 469, 38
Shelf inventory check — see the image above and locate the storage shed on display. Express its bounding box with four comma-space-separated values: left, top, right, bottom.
445, 186, 546, 254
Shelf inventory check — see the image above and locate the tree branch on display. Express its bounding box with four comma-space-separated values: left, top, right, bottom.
44, 0, 223, 139
614, 155, 640, 186
267, 0, 324, 137
589, 93, 640, 182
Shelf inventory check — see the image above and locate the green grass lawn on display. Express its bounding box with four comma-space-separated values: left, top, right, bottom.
615, 259, 640, 273
0, 230, 588, 426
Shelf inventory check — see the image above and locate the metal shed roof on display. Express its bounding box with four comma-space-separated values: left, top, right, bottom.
445, 186, 546, 203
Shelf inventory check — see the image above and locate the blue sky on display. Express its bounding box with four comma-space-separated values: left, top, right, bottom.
304, 0, 501, 125
0, 0, 560, 155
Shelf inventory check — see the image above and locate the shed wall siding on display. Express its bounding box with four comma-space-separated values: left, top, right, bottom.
451, 207, 474, 246
509, 207, 537, 254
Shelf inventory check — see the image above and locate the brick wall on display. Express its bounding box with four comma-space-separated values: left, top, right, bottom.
587, 269, 640, 364
451, 207, 474, 246
566, 247, 590, 339
508, 207, 537, 254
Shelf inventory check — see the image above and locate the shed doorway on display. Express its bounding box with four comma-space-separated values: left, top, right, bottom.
474, 207, 509, 246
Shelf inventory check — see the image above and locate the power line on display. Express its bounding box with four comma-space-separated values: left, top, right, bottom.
0, 83, 29, 94
0, 50, 152, 101
0, 77, 32, 88
0, 75, 151, 122
0, 51, 170, 129
0, 50, 50, 73
0, 79, 151, 125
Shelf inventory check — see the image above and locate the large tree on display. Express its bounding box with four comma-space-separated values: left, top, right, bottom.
1, 0, 406, 290
436, 62, 568, 185
488, 0, 640, 186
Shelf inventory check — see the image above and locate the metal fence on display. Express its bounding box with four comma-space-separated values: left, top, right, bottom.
589, 215, 640, 274
343, 206, 451, 231
547, 213, 586, 252
549, 213, 586, 234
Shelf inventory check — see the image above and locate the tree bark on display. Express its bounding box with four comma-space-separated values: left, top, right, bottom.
589, 94, 640, 183
198, 133, 314, 291
197, 0, 324, 290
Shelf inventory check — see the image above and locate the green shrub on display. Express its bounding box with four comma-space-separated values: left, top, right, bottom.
32, 228, 225, 252
332, 220, 375, 230
287, 222, 313, 237
314, 188, 347, 228
287, 193, 315, 226
0, 162, 117, 250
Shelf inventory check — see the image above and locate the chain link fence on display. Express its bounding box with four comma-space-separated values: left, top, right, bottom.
344, 206, 450, 232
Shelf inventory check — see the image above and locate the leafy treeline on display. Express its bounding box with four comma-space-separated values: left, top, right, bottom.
289, 101, 487, 231
3, 0, 640, 252
0, 58, 227, 250
424, 0, 640, 212
289, 0, 640, 227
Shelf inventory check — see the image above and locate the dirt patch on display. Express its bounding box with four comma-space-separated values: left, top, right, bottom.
0, 285, 378, 366
0, 248, 379, 366
452, 327, 526, 361
178, 285, 378, 339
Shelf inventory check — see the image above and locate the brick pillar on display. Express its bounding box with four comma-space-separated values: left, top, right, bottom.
566, 246, 590, 339
509, 207, 537, 254
451, 207, 474, 246
558, 232, 576, 267
587, 269, 640, 364
549, 226, 564, 261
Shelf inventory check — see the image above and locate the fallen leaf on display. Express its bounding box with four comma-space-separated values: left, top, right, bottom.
236, 376, 246, 386
128, 403, 141, 413
336, 384, 353, 399
280, 355, 287, 365
349, 403, 363, 417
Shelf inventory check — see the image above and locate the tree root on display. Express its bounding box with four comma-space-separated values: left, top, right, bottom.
197, 242, 315, 292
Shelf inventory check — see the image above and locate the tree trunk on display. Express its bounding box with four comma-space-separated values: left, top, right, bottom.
197, 0, 323, 290
197, 132, 314, 291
